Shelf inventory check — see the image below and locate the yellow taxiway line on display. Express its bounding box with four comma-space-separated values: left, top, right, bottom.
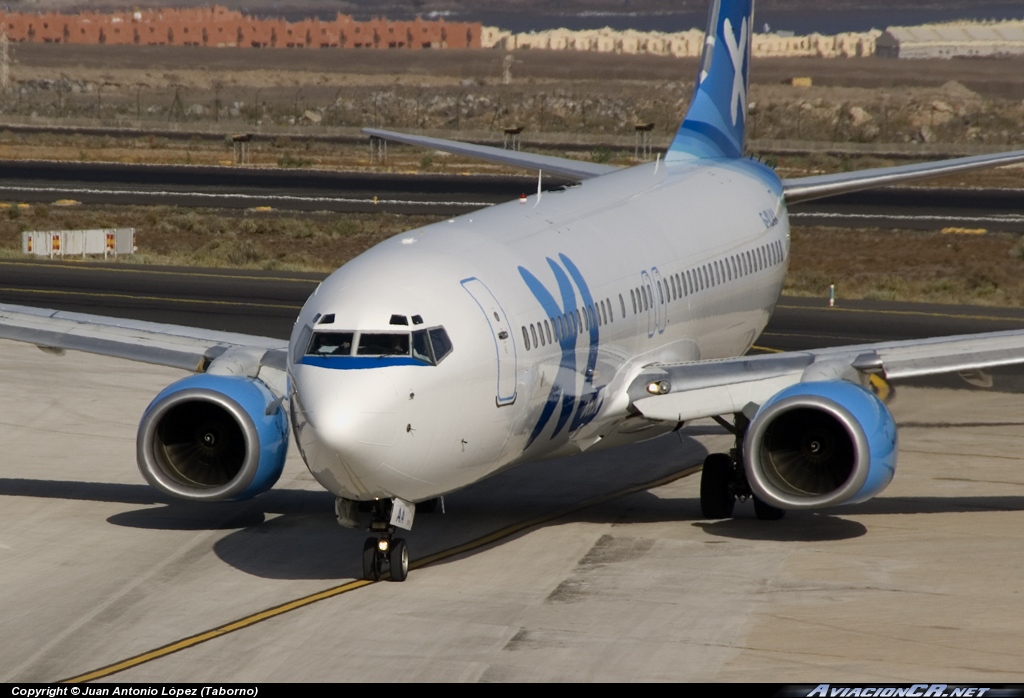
61, 465, 702, 683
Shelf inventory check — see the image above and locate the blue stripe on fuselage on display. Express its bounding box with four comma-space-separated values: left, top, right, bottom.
299, 356, 428, 369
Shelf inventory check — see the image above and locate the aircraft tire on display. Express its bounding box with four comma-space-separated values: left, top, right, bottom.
389, 538, 409, 582
700, 453, 735, 519
362, 537, 381, 582
753, 496, 786, 521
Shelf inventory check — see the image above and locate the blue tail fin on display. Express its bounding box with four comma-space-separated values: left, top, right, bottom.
667, 0, 754, 161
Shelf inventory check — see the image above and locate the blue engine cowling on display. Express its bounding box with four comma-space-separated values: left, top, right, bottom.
743, 381, 897, 510
136, 374, 289, 501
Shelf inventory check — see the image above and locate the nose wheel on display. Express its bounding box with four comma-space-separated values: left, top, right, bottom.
361, 500, 411, 582
362, 536, 409, 582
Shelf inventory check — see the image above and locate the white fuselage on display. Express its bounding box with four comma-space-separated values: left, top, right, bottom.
288, 157, 789, 503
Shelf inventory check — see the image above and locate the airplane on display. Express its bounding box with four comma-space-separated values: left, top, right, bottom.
5, 0, 1024, 583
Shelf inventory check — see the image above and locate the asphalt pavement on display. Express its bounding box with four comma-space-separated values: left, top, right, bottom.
1, 160, 1021, 228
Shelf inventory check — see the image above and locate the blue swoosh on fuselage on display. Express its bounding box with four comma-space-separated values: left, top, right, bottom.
519, 253, 605, 448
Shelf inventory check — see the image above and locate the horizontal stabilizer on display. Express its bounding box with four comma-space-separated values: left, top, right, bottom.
783, 149, 1024, 204
363, 128, 620, 181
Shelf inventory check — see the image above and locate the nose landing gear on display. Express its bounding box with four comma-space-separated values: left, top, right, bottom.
361, 499, 413, 582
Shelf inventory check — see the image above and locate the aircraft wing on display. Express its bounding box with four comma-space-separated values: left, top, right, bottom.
0, 302, 288, 373
362, 128, 621, 181
630, 329, 1024, 422
782, 149, 1024, 204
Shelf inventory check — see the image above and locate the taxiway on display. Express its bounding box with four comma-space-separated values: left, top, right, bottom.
2, 267, 1024, 681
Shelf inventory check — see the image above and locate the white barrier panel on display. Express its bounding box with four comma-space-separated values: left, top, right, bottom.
22, 228, 136, 258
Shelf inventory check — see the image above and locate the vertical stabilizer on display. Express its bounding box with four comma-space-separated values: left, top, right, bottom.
667, 0, 754, 161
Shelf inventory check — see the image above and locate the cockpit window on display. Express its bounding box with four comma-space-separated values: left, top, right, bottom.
307, 331, 354, 356
302, 327, 452, 366
428, 328, 453, 363
412, 330, 432, 363
357, 333, 410, 356
408, 327, 454, 365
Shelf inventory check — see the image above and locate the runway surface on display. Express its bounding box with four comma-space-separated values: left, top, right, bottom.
5, 257, 1024, 344
0, 161, 535, 215
1, 160, 1021, 229
3, 262, 1024, 682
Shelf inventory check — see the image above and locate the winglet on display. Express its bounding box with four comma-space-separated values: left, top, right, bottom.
667, 0, 754, 162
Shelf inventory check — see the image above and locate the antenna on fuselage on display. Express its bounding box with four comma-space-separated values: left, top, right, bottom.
534, 169, 543, 207
655, 153, 661, 175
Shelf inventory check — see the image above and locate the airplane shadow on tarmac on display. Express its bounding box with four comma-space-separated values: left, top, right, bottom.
4, 426, 1024, 581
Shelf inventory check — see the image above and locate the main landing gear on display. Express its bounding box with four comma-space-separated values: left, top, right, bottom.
700, 413, 786, 521
362, 500, 410, 582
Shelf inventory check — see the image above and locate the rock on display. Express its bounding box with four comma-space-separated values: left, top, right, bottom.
930, 100, 955, 125
848, 105, 872, 126
941, 80, 980, 101
860, 124, 880, 141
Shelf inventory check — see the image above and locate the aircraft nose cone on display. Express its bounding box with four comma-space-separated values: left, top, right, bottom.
290, 365, 405, 498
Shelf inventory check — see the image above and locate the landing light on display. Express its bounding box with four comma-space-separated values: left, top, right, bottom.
377, 539, 390, 553
646, 380, 671, 395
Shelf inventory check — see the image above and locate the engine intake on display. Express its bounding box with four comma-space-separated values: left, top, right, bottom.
744, 381, 897, 510
137, 374, 289, 501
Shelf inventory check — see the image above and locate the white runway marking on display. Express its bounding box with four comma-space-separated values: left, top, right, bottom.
790, 212, 1024, 224
0, 184, 495, 208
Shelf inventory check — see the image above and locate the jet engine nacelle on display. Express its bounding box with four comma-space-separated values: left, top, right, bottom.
743, 381, 897, 510
137, 374, 289, 501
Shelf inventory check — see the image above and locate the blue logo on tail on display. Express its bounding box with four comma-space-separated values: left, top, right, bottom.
518, 253, 604, 448
667, 0, 753, 161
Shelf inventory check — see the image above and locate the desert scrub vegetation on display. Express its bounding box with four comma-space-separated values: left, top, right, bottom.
0, 204, 444, 272
6, 203, 1024, 307
786, 225, 1024, 307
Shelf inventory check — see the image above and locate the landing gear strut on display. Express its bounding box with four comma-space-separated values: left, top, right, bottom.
700, 413, 786, 521
361, 500, 410, 582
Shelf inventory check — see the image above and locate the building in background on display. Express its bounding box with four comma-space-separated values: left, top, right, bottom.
876, 22, 1024, 58
0, 6, 481, 49
482, 26, 880, 58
